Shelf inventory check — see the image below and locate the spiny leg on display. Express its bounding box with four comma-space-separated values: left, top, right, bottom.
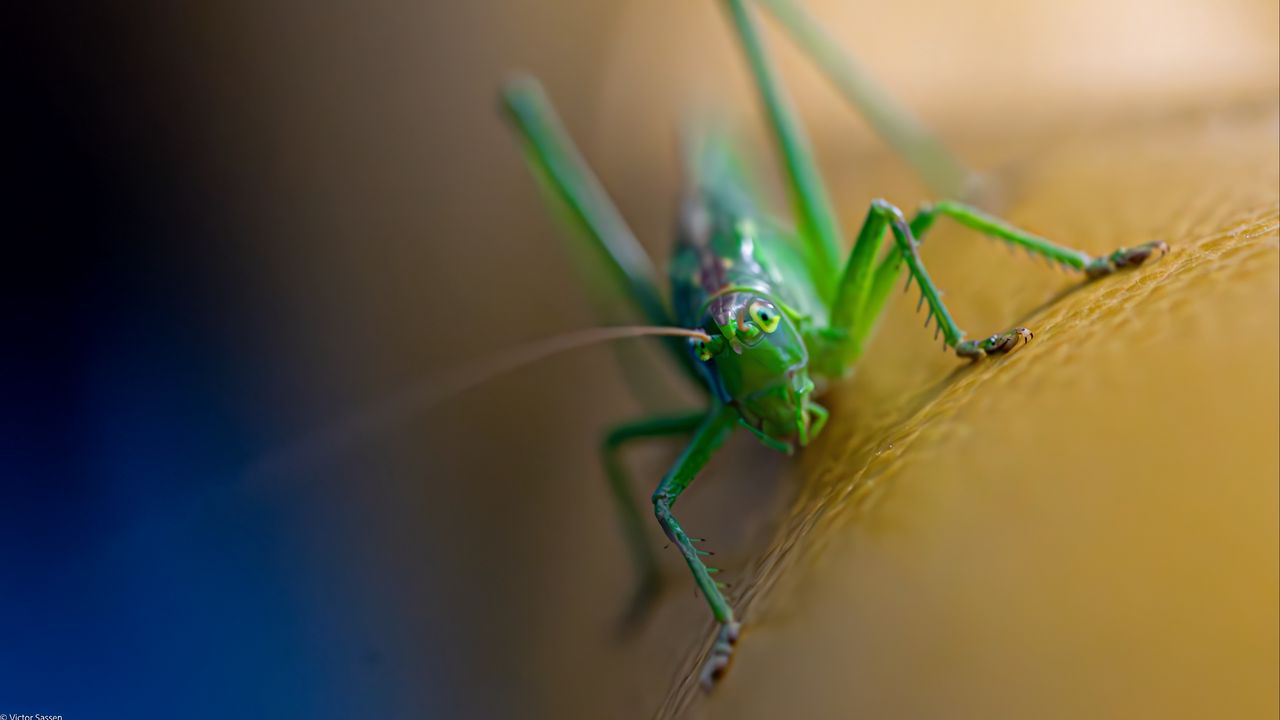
850, 210, 936, 347
821, 199, 946, 370
826, 199, 1031, 363
602, 411, 705, 627
650, 405, 740, 688
852, 200, 1169, 352
754, 0, 974, 198
722, 0, 844, 300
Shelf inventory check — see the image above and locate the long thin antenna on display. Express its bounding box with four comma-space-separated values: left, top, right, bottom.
244, 326, 709, 481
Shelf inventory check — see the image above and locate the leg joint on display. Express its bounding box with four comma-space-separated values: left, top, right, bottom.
870, 198, 907, 221
602, 427, 628, 450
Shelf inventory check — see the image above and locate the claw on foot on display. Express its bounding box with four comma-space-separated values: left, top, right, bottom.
699, 621, 741, 691
956, 327, 1033, 360
1086, 240, 1169, 278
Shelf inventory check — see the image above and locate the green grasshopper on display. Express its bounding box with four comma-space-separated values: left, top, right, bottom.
502, 0, 1167, 688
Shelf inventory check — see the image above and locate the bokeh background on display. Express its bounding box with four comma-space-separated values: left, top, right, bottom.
6, 1, 1277, 718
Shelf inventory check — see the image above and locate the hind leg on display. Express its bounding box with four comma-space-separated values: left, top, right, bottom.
504, 76, 705, 385
755, 0, 974, 197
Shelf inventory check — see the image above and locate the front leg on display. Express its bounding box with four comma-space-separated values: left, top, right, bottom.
817, 199, 1168, 368
817, 199, 1031, 371
602, 412, 706, 627
650, 404, 740, 688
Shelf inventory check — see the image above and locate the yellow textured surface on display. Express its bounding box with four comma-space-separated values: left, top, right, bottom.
661, 100, 1279, 717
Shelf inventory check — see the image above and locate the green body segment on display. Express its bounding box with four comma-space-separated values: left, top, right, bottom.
669, 183, 826, 446
669, 178, 827, 333
500, 0, 1170, 690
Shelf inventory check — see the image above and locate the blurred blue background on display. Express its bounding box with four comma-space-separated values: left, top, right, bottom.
4, 5, 460, 717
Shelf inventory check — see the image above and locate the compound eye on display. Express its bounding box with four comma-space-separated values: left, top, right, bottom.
749, 301, 781, 334
691, 335, 725, 362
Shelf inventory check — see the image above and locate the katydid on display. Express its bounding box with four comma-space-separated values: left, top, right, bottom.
502, 0, 1168, 689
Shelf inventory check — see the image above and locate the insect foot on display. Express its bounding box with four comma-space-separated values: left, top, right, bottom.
699, 620, 742, 691
1085, 240, 1170, 279
956, 327, 1034, 360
